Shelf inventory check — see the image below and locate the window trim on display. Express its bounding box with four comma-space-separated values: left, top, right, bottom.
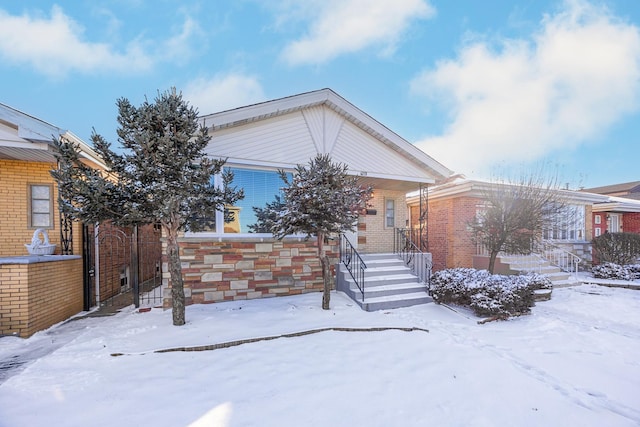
28, 183, 54, 229
385, 198, 395, 228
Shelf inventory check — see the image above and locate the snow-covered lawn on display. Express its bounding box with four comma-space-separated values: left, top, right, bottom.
1, 284, 639, 427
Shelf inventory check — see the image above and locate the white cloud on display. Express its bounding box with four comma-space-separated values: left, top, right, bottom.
0, 6, 153, 78
0, 5, 202, 78
280, 0, 434, 66
183, 73, 266, 115
411, 0, 640, 176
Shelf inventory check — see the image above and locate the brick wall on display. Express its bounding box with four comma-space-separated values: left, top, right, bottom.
0, 257, 83, 337
163, 237, 337, 307
360, 189, 408, 253
427, 196, 480, 271
0, 159, 61, 256
623, 212, 640, 233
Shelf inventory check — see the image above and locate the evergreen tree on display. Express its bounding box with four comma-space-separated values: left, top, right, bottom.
52, 88, 243, 325
248, 195, 286, 233
270, 154, 372, 309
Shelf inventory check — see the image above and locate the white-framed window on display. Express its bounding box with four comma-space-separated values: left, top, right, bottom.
594, 214, 601, 225
385, 199, 395, 228
28, 184, 53, 228
195, 166, 292, 235
543, 204, 585, 241
594, 227, 601, 237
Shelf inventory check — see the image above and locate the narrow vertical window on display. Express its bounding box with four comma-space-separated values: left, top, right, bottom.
594, 214, 601, 225
29, 184, 53, 228
385, 199, 395, 228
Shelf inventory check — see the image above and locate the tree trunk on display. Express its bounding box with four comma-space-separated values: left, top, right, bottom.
318, 232, 331, 310
488, 250, 498, 275
166, 225, 185, 326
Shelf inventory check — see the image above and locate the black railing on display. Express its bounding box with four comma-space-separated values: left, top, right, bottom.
394, 228, 432, 287
339, 234, 367, 301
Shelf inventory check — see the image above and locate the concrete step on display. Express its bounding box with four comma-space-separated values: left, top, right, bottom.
360, 253, 398, 262
342, 273, 419, 288
362, 265, 412, 278
338, 253, 432, 312
351, 282, 427, 299
360, 292, 433, 311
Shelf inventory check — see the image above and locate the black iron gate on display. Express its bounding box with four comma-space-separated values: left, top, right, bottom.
82, 223, 163, 310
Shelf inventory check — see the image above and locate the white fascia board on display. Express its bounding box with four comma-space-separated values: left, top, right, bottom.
61, 131, 107, 169
218, 157, 298, 172
349, 170, 434, 184
592, 202, 640, 213
200, 89, 331, 129
426, 180, 610, 205
0, 139, 50, 151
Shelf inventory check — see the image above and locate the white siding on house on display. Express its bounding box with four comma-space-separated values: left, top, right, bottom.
206, 104, 435, 181
332, 121, 427, 178
206, 112, 317, 167
302, 106, 344, 154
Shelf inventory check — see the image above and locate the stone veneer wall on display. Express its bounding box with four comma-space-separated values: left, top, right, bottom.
163, 236, 338, 307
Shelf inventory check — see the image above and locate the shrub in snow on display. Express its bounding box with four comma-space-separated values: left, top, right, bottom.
592, 263, 632, 281
430, 269, 546, 318
627, 264, 640, 280
430, 268, 490, 307
522, 273, 553, 290
592, 232, 640, 266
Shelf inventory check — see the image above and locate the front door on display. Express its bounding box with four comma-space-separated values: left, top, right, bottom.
609, 213, 621, 233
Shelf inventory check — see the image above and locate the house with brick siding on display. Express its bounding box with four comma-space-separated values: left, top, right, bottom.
165, 88, 452, 308
0, 103, 108, 337
408, 178, 640, 277
582, 181, 640, 236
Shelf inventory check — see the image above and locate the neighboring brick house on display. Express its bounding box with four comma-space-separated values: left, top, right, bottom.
582, 181, 640, 236
407, 178, 623, 272
164, 89, 452, 307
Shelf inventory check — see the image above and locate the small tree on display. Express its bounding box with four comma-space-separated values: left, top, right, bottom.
468, 171, 570, 274
52, 88, 243, 325
269, 154, 372, 309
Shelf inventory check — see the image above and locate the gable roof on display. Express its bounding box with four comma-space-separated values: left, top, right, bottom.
199, 89, 452, 190
582, 181, 640, 196
0, 102, 104, 168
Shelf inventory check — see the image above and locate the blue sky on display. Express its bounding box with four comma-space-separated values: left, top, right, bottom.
1, 0, 639, 189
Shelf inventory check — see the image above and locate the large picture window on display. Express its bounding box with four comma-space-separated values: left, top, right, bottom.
225, 167, 291, 234
543, 204, 585, 241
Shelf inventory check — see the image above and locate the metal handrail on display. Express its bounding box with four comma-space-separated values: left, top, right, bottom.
339, 234, 367, 301
394, 228, 432, 286
537, 241, 581, 277
476, 240, 581, 277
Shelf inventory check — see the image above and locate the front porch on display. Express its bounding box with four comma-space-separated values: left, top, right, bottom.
336, 229, 433, 311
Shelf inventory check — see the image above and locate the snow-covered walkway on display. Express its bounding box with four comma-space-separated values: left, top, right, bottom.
0, 284, 639, 427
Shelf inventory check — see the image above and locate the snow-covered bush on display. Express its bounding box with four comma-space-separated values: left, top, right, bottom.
430, 269, 546, 318
592, 263, 632, 281
627, 264, 640, 280
430, 268, 490, 306
522, 273, 553, 290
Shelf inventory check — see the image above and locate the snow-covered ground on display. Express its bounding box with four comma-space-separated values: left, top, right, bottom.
0, 284, 639, 427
